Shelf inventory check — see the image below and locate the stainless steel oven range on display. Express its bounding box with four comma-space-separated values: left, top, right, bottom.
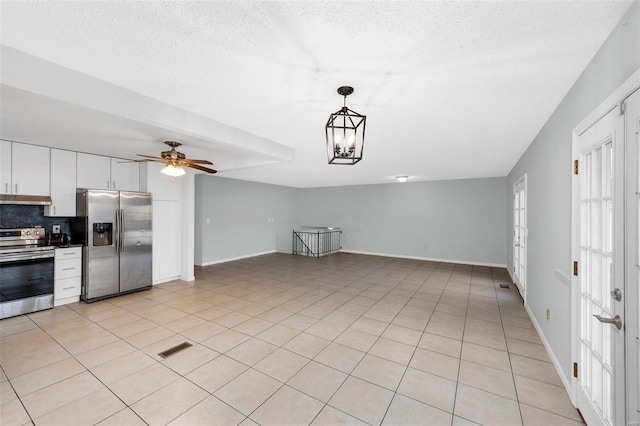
0, 227, 55, 319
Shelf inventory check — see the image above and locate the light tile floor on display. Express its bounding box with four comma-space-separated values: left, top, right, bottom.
0, 253, 584, 425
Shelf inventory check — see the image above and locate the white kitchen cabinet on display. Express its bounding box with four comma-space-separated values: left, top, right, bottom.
110, 158, 139, 191
77, 153, 140, 191
77, 153, 111, 190
0, 141, 11, 194
140, 162, 183, 284
153, 200, 181, 282
0, 142, 50, 196
54, 247, 82, 306
45, 149, 77, 217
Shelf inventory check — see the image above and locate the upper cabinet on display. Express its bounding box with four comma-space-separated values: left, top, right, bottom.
0, 141, 11, 194
45, 149, 76, 217
76, 153, 110, 190
111, 158, 139, 192
0, 141, 50, 196
77, 153, 139, 191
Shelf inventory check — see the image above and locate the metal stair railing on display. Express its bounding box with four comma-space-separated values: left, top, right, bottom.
292, 227, 342, 257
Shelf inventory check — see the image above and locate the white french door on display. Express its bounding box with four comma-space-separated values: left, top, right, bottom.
575, 106, 625, 426
625, 89, 640, 426
513, 174, 527, 296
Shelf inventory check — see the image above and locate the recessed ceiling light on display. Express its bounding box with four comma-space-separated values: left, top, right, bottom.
396, 176, 408, 183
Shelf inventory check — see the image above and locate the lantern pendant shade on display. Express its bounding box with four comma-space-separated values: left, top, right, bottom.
325, 86, 366, 165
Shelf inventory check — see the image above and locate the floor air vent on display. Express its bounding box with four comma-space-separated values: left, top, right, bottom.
499, 283, 510, 289
158, 342, 193, 358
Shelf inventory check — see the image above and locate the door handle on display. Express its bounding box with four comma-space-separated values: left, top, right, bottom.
593, 314, 622, 330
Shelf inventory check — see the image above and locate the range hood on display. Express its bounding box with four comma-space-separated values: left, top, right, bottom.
0, 194, 52, 205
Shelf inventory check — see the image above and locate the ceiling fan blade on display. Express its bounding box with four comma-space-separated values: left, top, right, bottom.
133, 159, 165, 163
119, 159, 164, 163
136, 154, 164, 160
186, 163, 217, 174
184, 159, 214, 165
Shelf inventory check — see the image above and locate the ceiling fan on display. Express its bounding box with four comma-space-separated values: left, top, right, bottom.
136, 141, 217, 177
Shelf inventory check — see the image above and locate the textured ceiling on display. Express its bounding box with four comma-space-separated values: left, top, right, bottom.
0, 1, 633, 187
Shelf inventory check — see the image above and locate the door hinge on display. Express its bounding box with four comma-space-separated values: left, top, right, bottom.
619, 101, 626, 116
573, 362, 578, 378
573, 261, 578, 276
573, 160, 579, 175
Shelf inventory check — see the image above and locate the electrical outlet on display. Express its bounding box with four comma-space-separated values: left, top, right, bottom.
52, 225, 61, 233
546, 309, 550, 320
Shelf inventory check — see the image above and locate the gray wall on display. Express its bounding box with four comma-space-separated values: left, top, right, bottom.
195, 175, 507, 267
507, 1, 640, 382
299, 178, 507, 266
195, 175, 299, 265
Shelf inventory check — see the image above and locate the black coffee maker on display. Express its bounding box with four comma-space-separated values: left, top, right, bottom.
48, 231, 70, 247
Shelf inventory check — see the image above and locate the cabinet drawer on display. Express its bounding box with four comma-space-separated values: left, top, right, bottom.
55, 276, 81, 299
55, 247, 82, 260
55, 258, 81, 279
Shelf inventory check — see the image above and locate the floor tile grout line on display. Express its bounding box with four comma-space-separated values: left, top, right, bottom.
0, 363, 36, 425
448, 263, 474, 425
377, 264, 454, 425
493, 266, 528, 426
3, 306, 151, 424
1, 254, 578, 425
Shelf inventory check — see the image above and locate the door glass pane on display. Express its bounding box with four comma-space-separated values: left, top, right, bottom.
580, 137, 614, 425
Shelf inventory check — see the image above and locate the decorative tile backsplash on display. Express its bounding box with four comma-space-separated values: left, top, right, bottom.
0, 205, 72, 235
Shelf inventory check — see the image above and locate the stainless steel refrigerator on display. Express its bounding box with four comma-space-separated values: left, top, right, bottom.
75, 189, 152, 301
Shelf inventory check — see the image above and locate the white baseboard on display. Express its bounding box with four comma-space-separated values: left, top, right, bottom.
153, 276, 181, 285
199, 250, 277, 267
340, 249, 508, 269
524, 302, 573, 400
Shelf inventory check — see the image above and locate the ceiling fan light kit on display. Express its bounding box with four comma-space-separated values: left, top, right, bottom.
161, 162, 186, 177
325, 86, 366, 165
136, 140, 217, 177
396, 176, 408, 183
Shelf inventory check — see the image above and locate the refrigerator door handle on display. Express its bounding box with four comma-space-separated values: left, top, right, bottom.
120, 209, 125, 253
114, 209, 120, 253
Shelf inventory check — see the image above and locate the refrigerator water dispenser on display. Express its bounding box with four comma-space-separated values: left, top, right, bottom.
92, 223, 113, 246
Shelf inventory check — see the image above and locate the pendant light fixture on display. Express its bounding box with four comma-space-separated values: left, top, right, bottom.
325, 86, 366, 165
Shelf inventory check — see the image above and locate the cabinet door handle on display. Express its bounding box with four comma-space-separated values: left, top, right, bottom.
113, 181, 116, 189
4, 183, 7, 193
15, 183, 18, 193
62, 267, 76, 271
54, 206, 57, 215
107, 180, 110, 189
62, 286, 75, 291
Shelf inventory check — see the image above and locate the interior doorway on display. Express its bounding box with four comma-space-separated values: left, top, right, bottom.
513, 174, 527, 298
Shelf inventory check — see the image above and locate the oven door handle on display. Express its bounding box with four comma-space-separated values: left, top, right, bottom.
0, 251, 55, 263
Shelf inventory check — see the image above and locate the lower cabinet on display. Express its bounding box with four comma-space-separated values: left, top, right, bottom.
54, 247, 82, 306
